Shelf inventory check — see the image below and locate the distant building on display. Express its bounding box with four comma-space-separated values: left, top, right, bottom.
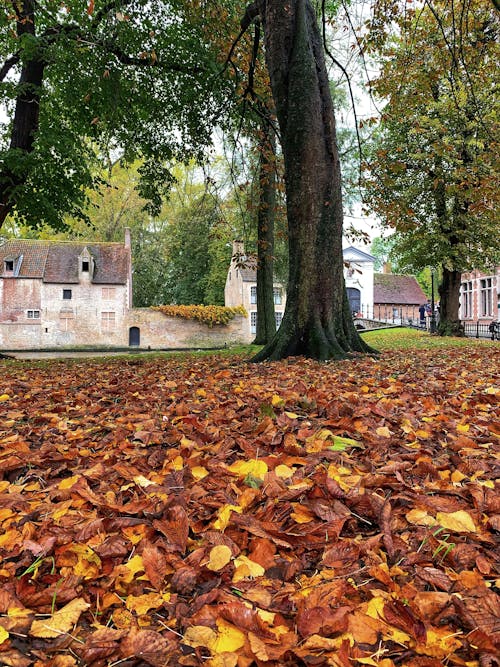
343, 246, 375, 315
460, 267, 500, 322
373, 273, 427, 324
0, 232, 132, 348
224, 241, 286, 341
225, 242, 377, 338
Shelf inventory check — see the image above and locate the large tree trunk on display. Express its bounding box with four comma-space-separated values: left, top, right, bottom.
438, 269, 464, 336
252, 0, 372, 360
0, 0, 46, 228
254, 118, 277, 345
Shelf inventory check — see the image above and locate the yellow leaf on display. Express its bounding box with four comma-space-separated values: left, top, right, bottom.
208, 654, 238, 667
213, 504, 242, 531
172, 455, 183, 470
275, 464, 294, 479
271, 394, 284, 407
291, 503, 314, 523
29, 598, 89, 638
58, 544, 101, 580
196, 388, 207, 398
126, 592, 164, 615
285, 411, 300, 419
451, 470, 467, 484
406, 509, 437, 526
228, 459, 268, 480
365, 596, 385, 619
0, 394, 10, 402
192, 466, 209, 480
457, 423, 470, 433
376, 426, 392, 438
183, 625, 217, 649
436, 510, 477, 533
416, 627, 462, 658
207, 545, 232, 571
134, 475, 154, 487
212, 618, 246, 653
58, 476, 79, 490
232, 555, 265, 583
0, 626, 9, 644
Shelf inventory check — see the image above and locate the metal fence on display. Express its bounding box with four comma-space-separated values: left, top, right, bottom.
461, 321, 499, 339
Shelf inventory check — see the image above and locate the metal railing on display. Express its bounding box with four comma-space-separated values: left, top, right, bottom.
461, 321, 499, 339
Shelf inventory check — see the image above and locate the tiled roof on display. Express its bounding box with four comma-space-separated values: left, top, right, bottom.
374, 273, 427, 305
234, 255, 258, 282
0, 239, 129, 284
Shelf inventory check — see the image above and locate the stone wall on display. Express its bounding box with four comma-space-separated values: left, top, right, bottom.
126, 309, 249, 348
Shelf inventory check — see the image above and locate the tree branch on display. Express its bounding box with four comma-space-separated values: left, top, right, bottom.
0, 54, 20, 82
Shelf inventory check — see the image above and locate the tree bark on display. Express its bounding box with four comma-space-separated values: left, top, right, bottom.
0, 0, 46, 228
254, 117, 277, 345
438, 268, 464, 335
252, 0, 373, 360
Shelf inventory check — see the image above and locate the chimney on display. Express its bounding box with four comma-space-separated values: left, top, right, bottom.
124, 228, 131, 248
232, 240, 244, 257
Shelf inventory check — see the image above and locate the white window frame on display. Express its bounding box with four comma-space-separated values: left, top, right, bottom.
480, 278, 493, 317
273, 288, 282, 305
102, 287, 116, 300
102, 311, 116, 331
275, 311, 283, 329
63, 288, 72, 300
461, 281, 473, 319
250, 311, 257, 334
27, 309, 40, 319
250, 285, 257, 304
59, 310, 75, 331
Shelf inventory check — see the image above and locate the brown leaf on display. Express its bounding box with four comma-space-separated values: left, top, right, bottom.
142, 542, 168, 590
120, 629, 173, 666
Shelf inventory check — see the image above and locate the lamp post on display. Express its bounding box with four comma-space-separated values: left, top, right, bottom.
430, 268, 437, 333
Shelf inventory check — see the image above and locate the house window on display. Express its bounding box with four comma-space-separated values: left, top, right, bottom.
27, 310, 40, 319
250, 285, 257, 304
273, 288, 282, 305
4, 259, 14, 272
250, 311, 257, 334
59, 310, 75, 331
480, 278, 493, 317
461, 281, 473, 319
63, 289, 72, 300
275, 311, 283, 329
81, 260, 89, 272
102, 311, 116, 331
102, 287, 116, 300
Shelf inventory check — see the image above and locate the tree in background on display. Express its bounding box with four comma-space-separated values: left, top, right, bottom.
0, 0, 233, 229
364, 0, 499, 335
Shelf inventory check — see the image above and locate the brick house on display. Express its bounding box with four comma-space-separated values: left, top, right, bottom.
0, 231, 132, 348
373, 273, 427, 324
459, 267, 500, 323
224, 241, 286, 341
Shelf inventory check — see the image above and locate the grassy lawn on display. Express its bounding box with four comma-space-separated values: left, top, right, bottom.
360, 326, 496, 350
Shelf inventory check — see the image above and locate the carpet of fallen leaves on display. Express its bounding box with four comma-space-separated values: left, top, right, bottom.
0, 345, 499, 667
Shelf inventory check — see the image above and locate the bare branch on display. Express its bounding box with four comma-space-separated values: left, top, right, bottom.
0, 54, 20, 82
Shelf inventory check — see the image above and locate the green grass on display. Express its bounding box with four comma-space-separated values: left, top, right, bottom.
360, 326, 495, 350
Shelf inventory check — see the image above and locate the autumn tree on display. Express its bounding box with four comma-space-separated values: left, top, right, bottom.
0, 0, 233, 229
364, 0, 499, 335
238, 0, 371, 360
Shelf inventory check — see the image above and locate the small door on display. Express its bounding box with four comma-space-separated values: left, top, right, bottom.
347, 287, 361, 314
129, 326, 140, 346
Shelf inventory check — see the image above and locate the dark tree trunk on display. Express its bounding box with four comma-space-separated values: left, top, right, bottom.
254, 118, 277, 345
438, 268, 464, 336
0, 0, 46, 227
252, 0, 372, 360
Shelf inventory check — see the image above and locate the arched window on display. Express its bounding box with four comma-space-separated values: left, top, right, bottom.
346, 287, 361, 314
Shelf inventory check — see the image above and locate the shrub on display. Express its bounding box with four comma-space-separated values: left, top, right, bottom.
152, 304, 247, 327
